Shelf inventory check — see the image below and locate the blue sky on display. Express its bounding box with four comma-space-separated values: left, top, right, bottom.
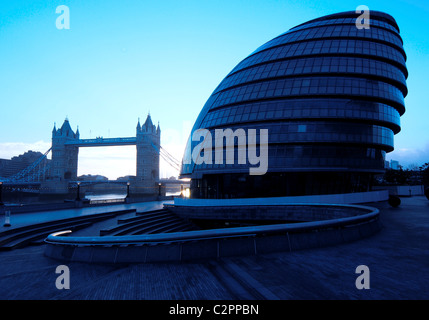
1, 0, 428, 179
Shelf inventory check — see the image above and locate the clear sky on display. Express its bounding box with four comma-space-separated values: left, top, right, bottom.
1, 0, 428, 179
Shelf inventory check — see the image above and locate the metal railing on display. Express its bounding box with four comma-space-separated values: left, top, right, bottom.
88, 198, 126, 205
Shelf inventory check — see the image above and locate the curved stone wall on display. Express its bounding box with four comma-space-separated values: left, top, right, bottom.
44, 204, 381, 264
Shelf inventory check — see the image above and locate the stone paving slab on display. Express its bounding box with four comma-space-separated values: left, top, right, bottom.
0, 196, 428, 300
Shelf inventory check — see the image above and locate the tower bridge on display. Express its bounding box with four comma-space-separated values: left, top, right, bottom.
42, 115, 162, 196
1, 115, 184, 198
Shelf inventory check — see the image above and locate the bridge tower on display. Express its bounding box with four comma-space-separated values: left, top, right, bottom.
135, 114, 160, 195
42, 119, 79, 194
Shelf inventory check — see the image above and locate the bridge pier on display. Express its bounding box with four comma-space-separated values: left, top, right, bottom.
40, 180, 69, 195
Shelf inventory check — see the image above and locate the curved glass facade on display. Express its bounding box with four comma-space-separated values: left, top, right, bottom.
181, 10, 407, 199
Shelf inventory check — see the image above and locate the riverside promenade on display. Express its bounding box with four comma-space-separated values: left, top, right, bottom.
0, 196, 428, 300
0, 200, 169, 232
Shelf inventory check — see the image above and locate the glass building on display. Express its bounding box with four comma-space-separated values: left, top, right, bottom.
181, 10, 408, 199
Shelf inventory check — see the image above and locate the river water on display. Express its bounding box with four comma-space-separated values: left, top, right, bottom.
85, 192, 180, 201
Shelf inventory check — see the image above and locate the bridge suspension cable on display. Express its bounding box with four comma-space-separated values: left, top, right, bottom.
4, 148, 52, 183
151, 143, 181, 172
160, 147, 181, 167
2, 144, 181, 183
160, 149, 181, 171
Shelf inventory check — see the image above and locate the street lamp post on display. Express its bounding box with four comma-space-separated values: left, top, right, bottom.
0, 181, 10, 227
158, 183, 162, 196
126, 182, 130, 199
76, 182, 81, 201
3, 210, 11, 227
0, 181, 3, 206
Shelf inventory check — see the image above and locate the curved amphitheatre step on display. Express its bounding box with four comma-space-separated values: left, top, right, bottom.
100, 209, 197, 236
0, 209, 136, 250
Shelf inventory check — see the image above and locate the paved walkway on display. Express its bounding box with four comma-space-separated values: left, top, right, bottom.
0, 196, 428, 300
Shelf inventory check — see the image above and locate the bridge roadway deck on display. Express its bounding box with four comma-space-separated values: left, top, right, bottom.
0, 196, 428, 300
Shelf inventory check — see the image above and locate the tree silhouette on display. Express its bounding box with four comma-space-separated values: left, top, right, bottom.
420, 162, 429, 187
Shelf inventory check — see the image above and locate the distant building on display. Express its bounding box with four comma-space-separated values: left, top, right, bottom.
78, 174, 108, 181
0, 151, 51, 180
390, 160, 400, 170
116, 175, 135, 182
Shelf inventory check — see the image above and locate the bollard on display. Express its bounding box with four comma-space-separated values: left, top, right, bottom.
3, 210, 11, 227
388, 195, 401, 208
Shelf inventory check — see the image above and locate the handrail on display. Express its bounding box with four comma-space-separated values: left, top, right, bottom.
89, 198, 125, 205
45, 205, 379, 247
